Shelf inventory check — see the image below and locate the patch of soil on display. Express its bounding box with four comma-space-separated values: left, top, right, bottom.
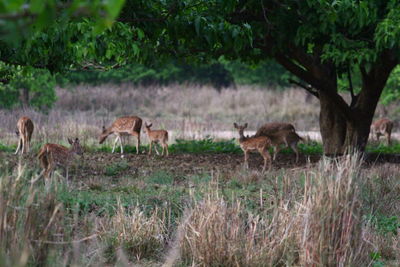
2, 151, 399, 181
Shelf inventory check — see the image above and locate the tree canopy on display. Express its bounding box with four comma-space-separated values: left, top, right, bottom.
1, 0, 400, 153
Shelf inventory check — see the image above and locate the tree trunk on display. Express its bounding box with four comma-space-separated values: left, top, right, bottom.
319, 82, 385, 155
319, 92, 347, 155
20, 88, 29, 108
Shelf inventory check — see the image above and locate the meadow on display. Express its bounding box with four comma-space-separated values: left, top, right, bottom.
0, 85, 399, 266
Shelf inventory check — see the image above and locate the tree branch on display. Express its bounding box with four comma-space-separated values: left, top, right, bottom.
288, 79, 319, 99
274, 52, 353, 121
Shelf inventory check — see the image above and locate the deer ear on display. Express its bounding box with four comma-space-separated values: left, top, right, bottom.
68, 138, 73, 144
244, 123, 248, 128
233, 123, 238, 129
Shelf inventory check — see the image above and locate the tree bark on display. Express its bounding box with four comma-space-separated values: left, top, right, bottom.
319, 91, 347, 155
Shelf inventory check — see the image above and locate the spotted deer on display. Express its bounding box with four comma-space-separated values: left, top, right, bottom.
37, 138, 84, 179
144, 122, 169, 156
99, 116, 142, 155
234, 123, 272, 172
371, 118, 394, 145
254, 122, 302, 162
15, 116, 34, 154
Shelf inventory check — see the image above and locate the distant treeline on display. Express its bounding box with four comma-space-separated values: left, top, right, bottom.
56, 59, 293, 89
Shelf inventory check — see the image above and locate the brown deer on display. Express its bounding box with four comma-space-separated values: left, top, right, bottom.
144, 122, 169, 156
371, 118, 394, 145
99, 116, 142, 155
254, 122, 303, 162
234, 123, 272, 172
266, 130, 304, 162
38, 138, 84, 179
15, 116, 34, 154
254, 122, 295, 137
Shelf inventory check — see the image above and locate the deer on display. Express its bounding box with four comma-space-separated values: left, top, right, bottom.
254, 122, 303, 162
234, 123, 272, 172
144, 122, 169, 156
37, 138, 84, 179
15, 116, 34, 155
265, 130, 304, 163
99, 116, 142, 155
254, 122, 295, 137
371, 118, 394, 145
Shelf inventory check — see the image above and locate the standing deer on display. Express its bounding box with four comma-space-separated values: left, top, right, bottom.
38, 138, 84, 179
144, 122, 169, 156
234, 123, 272, 172
371, 118, 394, 145
254, 122, 295, 137
254, 122, 302, 162
266, 130, 304, 163
99, 116, 142, 155
15, 116, 34, 154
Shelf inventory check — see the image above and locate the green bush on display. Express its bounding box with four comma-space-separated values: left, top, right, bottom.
0, 62, 56, 110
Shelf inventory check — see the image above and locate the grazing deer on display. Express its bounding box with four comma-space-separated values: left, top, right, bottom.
144, 122, 169, 156
37, 138, 84, 179
99, 116, 142, 155
371, 118, 394, 145
234, 123, 272, 172
254, 122, 295, 137
254, 122, 303, 162
267, 130, 304, 162
15, 116, 34, 154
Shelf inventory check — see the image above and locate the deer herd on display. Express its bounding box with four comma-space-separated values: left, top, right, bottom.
13, 115, 395, 177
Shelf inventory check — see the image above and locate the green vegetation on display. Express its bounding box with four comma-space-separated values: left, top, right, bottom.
3, 139, 400, 155
1, 154, 398, 265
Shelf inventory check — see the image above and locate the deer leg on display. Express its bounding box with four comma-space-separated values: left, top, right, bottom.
161, 143, 164, 156
148, 141, 152, 155
15, 138, 22, 154
290, 142, 300, 163
111, 136, 119, 153
154, 142, 160, 155
259, 147, 271, 172
386, 132, 391, 146
118, 135, 124, 154
134, 132, 140, 154
273, 145, 281, 161
244, 150, 249, 169
166, 144, 169, 156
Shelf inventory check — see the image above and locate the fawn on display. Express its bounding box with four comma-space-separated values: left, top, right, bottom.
99, 116, 142, 155
254, 122, 303, 162
144, 122, 169, 156
15, 116, 34, 154
371, 118, 394, 145
234, 123, 272, 172
38, 138, 84, 179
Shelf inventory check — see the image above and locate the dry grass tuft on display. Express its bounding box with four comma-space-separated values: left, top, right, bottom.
169, 154, 376, 266
98, 199, 167, 262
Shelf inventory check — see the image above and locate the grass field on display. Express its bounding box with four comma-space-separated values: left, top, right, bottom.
1, 85, 399, 266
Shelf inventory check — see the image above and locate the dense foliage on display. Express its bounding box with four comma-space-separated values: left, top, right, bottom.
1, 0, 400, 153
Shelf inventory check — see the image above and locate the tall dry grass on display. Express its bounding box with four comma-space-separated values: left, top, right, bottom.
169, 155, 377, 266
0, 85, 320, 147
98, 199, 167, 262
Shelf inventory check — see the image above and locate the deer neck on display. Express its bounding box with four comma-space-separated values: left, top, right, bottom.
238, 131, 247, 143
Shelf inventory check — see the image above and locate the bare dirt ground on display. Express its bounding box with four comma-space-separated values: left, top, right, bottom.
2, 151, 320, 179
2, 150, 400, 182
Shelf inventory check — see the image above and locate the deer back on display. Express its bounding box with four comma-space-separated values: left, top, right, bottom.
16, 117, 34, 139
254, 122, 295, 137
